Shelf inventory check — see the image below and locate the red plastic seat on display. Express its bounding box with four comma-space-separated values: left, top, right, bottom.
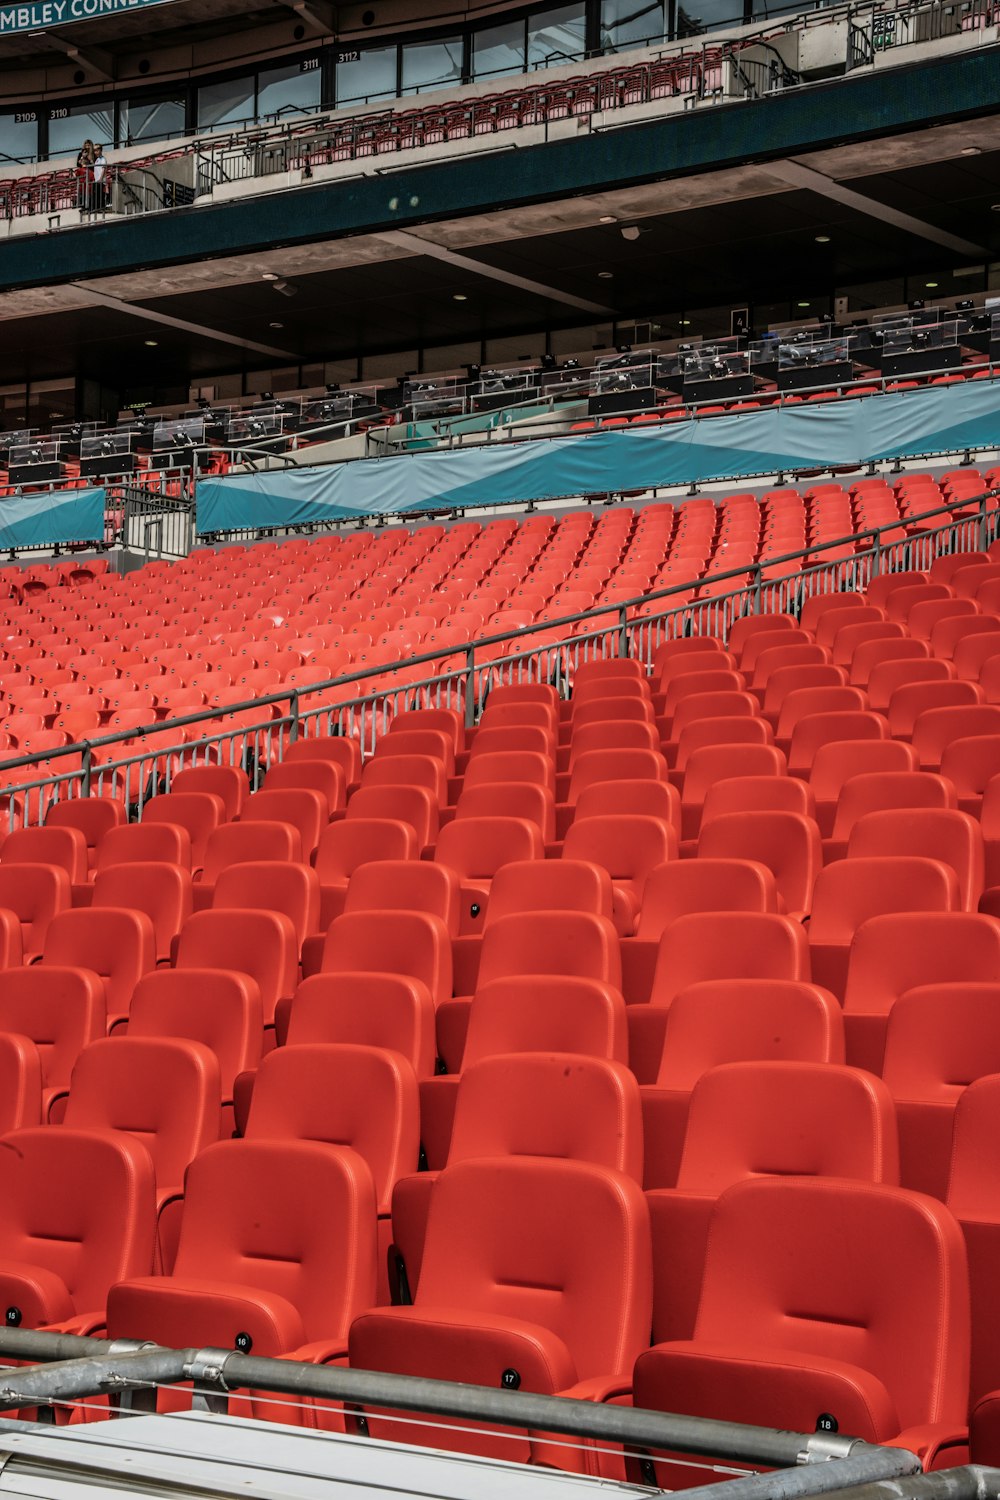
41, 907, 155, 1031
97, 822, 193, 872
647, 1061, 899, 1343
92, 862, 192, 964
0, 966, 105, 1121
912, 704, 1000, 770
175, 909, 297, 1026
285, 974, 437, 1079
263, 758, 345, 815
947, 1075, 1000, 1408
213, 860, 320, 947
197, 821, 301, 905
171, 765, 248, 819
0, 862, 69, 961
826, 771, 957, 861
128, 968, 263, 1107
632, 1176, 969, 1482
847, 807, 985, 911
888, 680, 982, 737
696, 810, 820, 917
640, 980, 844, 1187
142, 792, 226, 868
786, 711, 888, 775
242, 788, 327, 859
843, 911, 1000, 1072
361, 753, 448, 807
434, 817, 543, 934
393, 1052, 641, 1296
319, 910, 452, 1010
678, 743, 786, 841
283, 734, 361, 790
1, 825, 87, 883
562, 815, 676, 934
349, 1156, 651, 1466
45, 797, 127, 870
313, 817, 417, 927
107, 1139, 378, 1378
940, 735, 1000, 814
883, 984, 1000, 1199
345, 785, 438, 851
0, 1127, 156, 1335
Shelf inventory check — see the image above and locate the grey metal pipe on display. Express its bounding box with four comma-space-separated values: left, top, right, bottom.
0, 1348, 191, 1410
815, 1466, 1000, 1500
672, 1446, 923, 1500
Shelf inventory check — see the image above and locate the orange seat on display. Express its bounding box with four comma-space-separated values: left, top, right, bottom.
313, 817, 418, 927
142, 793, 226, 868
912, 703, 1000, 769
696, 810, 820, 917
171, 764, 248, 819
242, 788, 326, 860
96, 822, 193, 872
285, 973, 436, 1079
263, 758, 345, 814
434, 817, 544, 935
45, 797, 127, 870
128, 968, 263, 1106
344, 858, 460, 937
175, 909, 297, 1026
0, 861, 69, 960
562, 815, 676, 934
345, 785, 438, 851
92, 862, 192, 964
847, 807, 985, 911
808, 738, 917, 836
213, 860, 320, 947
41, 907, 155, 1031
786, 711, 887, 775
1, 825, 87, 883
947, 1075, 1000, 1408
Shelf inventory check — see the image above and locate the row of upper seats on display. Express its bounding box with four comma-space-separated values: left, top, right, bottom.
0, 477, 991, 785
6, 1047, 1000, 1481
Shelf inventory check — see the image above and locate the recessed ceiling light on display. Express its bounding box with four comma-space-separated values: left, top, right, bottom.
679, 319, 691, 326
261, 272, 280, 281
815, 235, 831, 243
144, 339, 158, 346
453, 293, 467, 302
269, 321, 284, 328
961, 147, 982, 156
598, 270, 614, 279
992, 204, 1000, 212
926, 281, 939, 288
599, 215, 616, 223
797, 301, 810, 308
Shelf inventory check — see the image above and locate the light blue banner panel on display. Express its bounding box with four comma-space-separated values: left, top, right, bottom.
0, 487, 105, 549
0, 0, 177, 34
196, 383, 1000, 532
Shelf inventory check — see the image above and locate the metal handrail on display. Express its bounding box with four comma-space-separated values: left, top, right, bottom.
0, 488, 993, 795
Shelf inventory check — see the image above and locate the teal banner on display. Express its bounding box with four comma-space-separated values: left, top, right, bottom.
0, 0, 176, 33
0, 487, 104, 549
196, 382, 1000, 532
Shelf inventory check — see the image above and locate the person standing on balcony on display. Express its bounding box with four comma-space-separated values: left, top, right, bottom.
76, 139, 95, 210
92, 145, 108, 211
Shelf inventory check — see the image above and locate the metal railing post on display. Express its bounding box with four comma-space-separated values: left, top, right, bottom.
752, 564, 763, 614
81, 741, 92, 797
618, 602, 630, 657
464, 644, 477, 729
288, 689, 300, 743
979, 493, 991, 551
871, 528, 882, 580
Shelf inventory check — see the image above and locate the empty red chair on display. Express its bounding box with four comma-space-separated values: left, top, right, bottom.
198, 822, 301, 908
0, 1127, 156, 1335
361, 753, 448, 808
286, 974, 437, 1080
283, 734, 361, 789
319, 910, 452, 1009
41, 907, 155, 1031
345, 786, 438, 852
848, 807, 985, 911
868, 657, 953, 713
142, 793, 225, 868
313, 817, 417, 927
349, 1156, 651, 1466
632, 1176, 969, 1480
843, 912, 1000, 1072
566, 748, 666, 805
621, 859, 778, 1006
107, 1139, 377, 1376
0, 1033, 40, 1134
378, 728, 456, 774
454, 782, 556, 843
674, 717, 774, 779
679, 743, 786, 841
941, 735, 1000, 815
392, 1052, 641, 1296
344, 859, 460, 937
826, 771, 957, 862
775, 685, 867, 746
888, 679, 982, 737
633, 913, 809, 1084
0, 966, 104, 1121
1, 825, 86, 883
264, 758, 345, 814
128, 968, 262, 1106
883, 983, 1000, 1199
0, 862, 68, 961
809, 856, 959, 1000
92, 862, 192, 964
175, 909, 297, 1026
647, 1061, 898, 1343
697, 811, 820, 917
45, 796, 126, 870
242, 788, 326, 860
640, 980, 844, 1186
912, 704, 1000, 770
97, 822, 192, 872
434, 817, 543, 935
171, 764, 248, 819
947, 1076, 1000, 1407
213, 861, 319, 947
808, 738, 917, 837
562, 815, 676, 934
787, 711, 887, 775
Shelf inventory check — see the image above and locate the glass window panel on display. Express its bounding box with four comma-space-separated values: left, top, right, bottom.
599, 0, 665, 50
401, 35, 463, 95
675, 0, 743, 29
120, 96, 184, 146
0, 112, 38, 163
473, 19, 526, 79
257, 61, 322, 121
197, 75, 254, 134
336, 46, 397, 105
47, 102, 114, 159
527, 2, 586, 67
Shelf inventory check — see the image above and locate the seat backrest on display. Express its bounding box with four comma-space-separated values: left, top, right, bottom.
562, 815, 676, 880
264, 759, 346, 813
696, 811, 821, 914
320, 910, 452, 1007
340, 856, 462, 935
160, 1139, 377, 1344
677, 1061, 899, 1190
847, 808, 985, 910
658, 980, 845, 1088
484, 859, 613, 923
635, 860, 778, 940
284, 734, 362, 786
0, 1126, 156, 1320
314, 818, 417, 882
464, 976, 627, 1066
567, 748, 666, 803
681, 745, 787, 812
245, 1043, 419, 1215
462, 751, 555, 795
454, 782, 556, 842
947, 1073, 1000, 1218
844, 912, 1000, 1018
468, 726, 555, 760
171, 765, 248, 819
776, 686, 867, 742
92, 861, 192, 962
831, 772, 957, 843
809, 857, 959, 946
377, 729, 456, 774
361, 754, 448, 806
650, 912, 808, 1010
808, 739, 917, 806
64, 1037, 220, 1194
45, 797, 126, 858
200, 820, 301, 883
912, 705, 1000, 767
434, 817, 543, 879
888, 681, 981, 738
1, 825, 87, 882
41, 908, 155, 1022
675, 716, 773, 771
97, 822, 193, 872
286, 973, 436, 1079
388, 707, 464, 753
448, 1054, 641, 1182
0, 862, 69, 955
787, 711, 887, 773
212, 861, 319, 947
689, 1176, 969, 1431
142, 793, 226, 865
883, 984, 1000, 1104
242, 788, 327, 858
478, 910, 621, 989
413, 1156, 651, 1381
940, 735, 1000, 799
128, 968, 263, 1096
573, 778, 680, 829
670, 692, 759, 741
175, 909, 297, 1023
344, 786, 437, 849
0, 966, 105, 1096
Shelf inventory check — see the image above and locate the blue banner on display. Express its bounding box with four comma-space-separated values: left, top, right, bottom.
0, 0, 176, 33
196, 383, 1000, 533
0, 487, 104, 549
